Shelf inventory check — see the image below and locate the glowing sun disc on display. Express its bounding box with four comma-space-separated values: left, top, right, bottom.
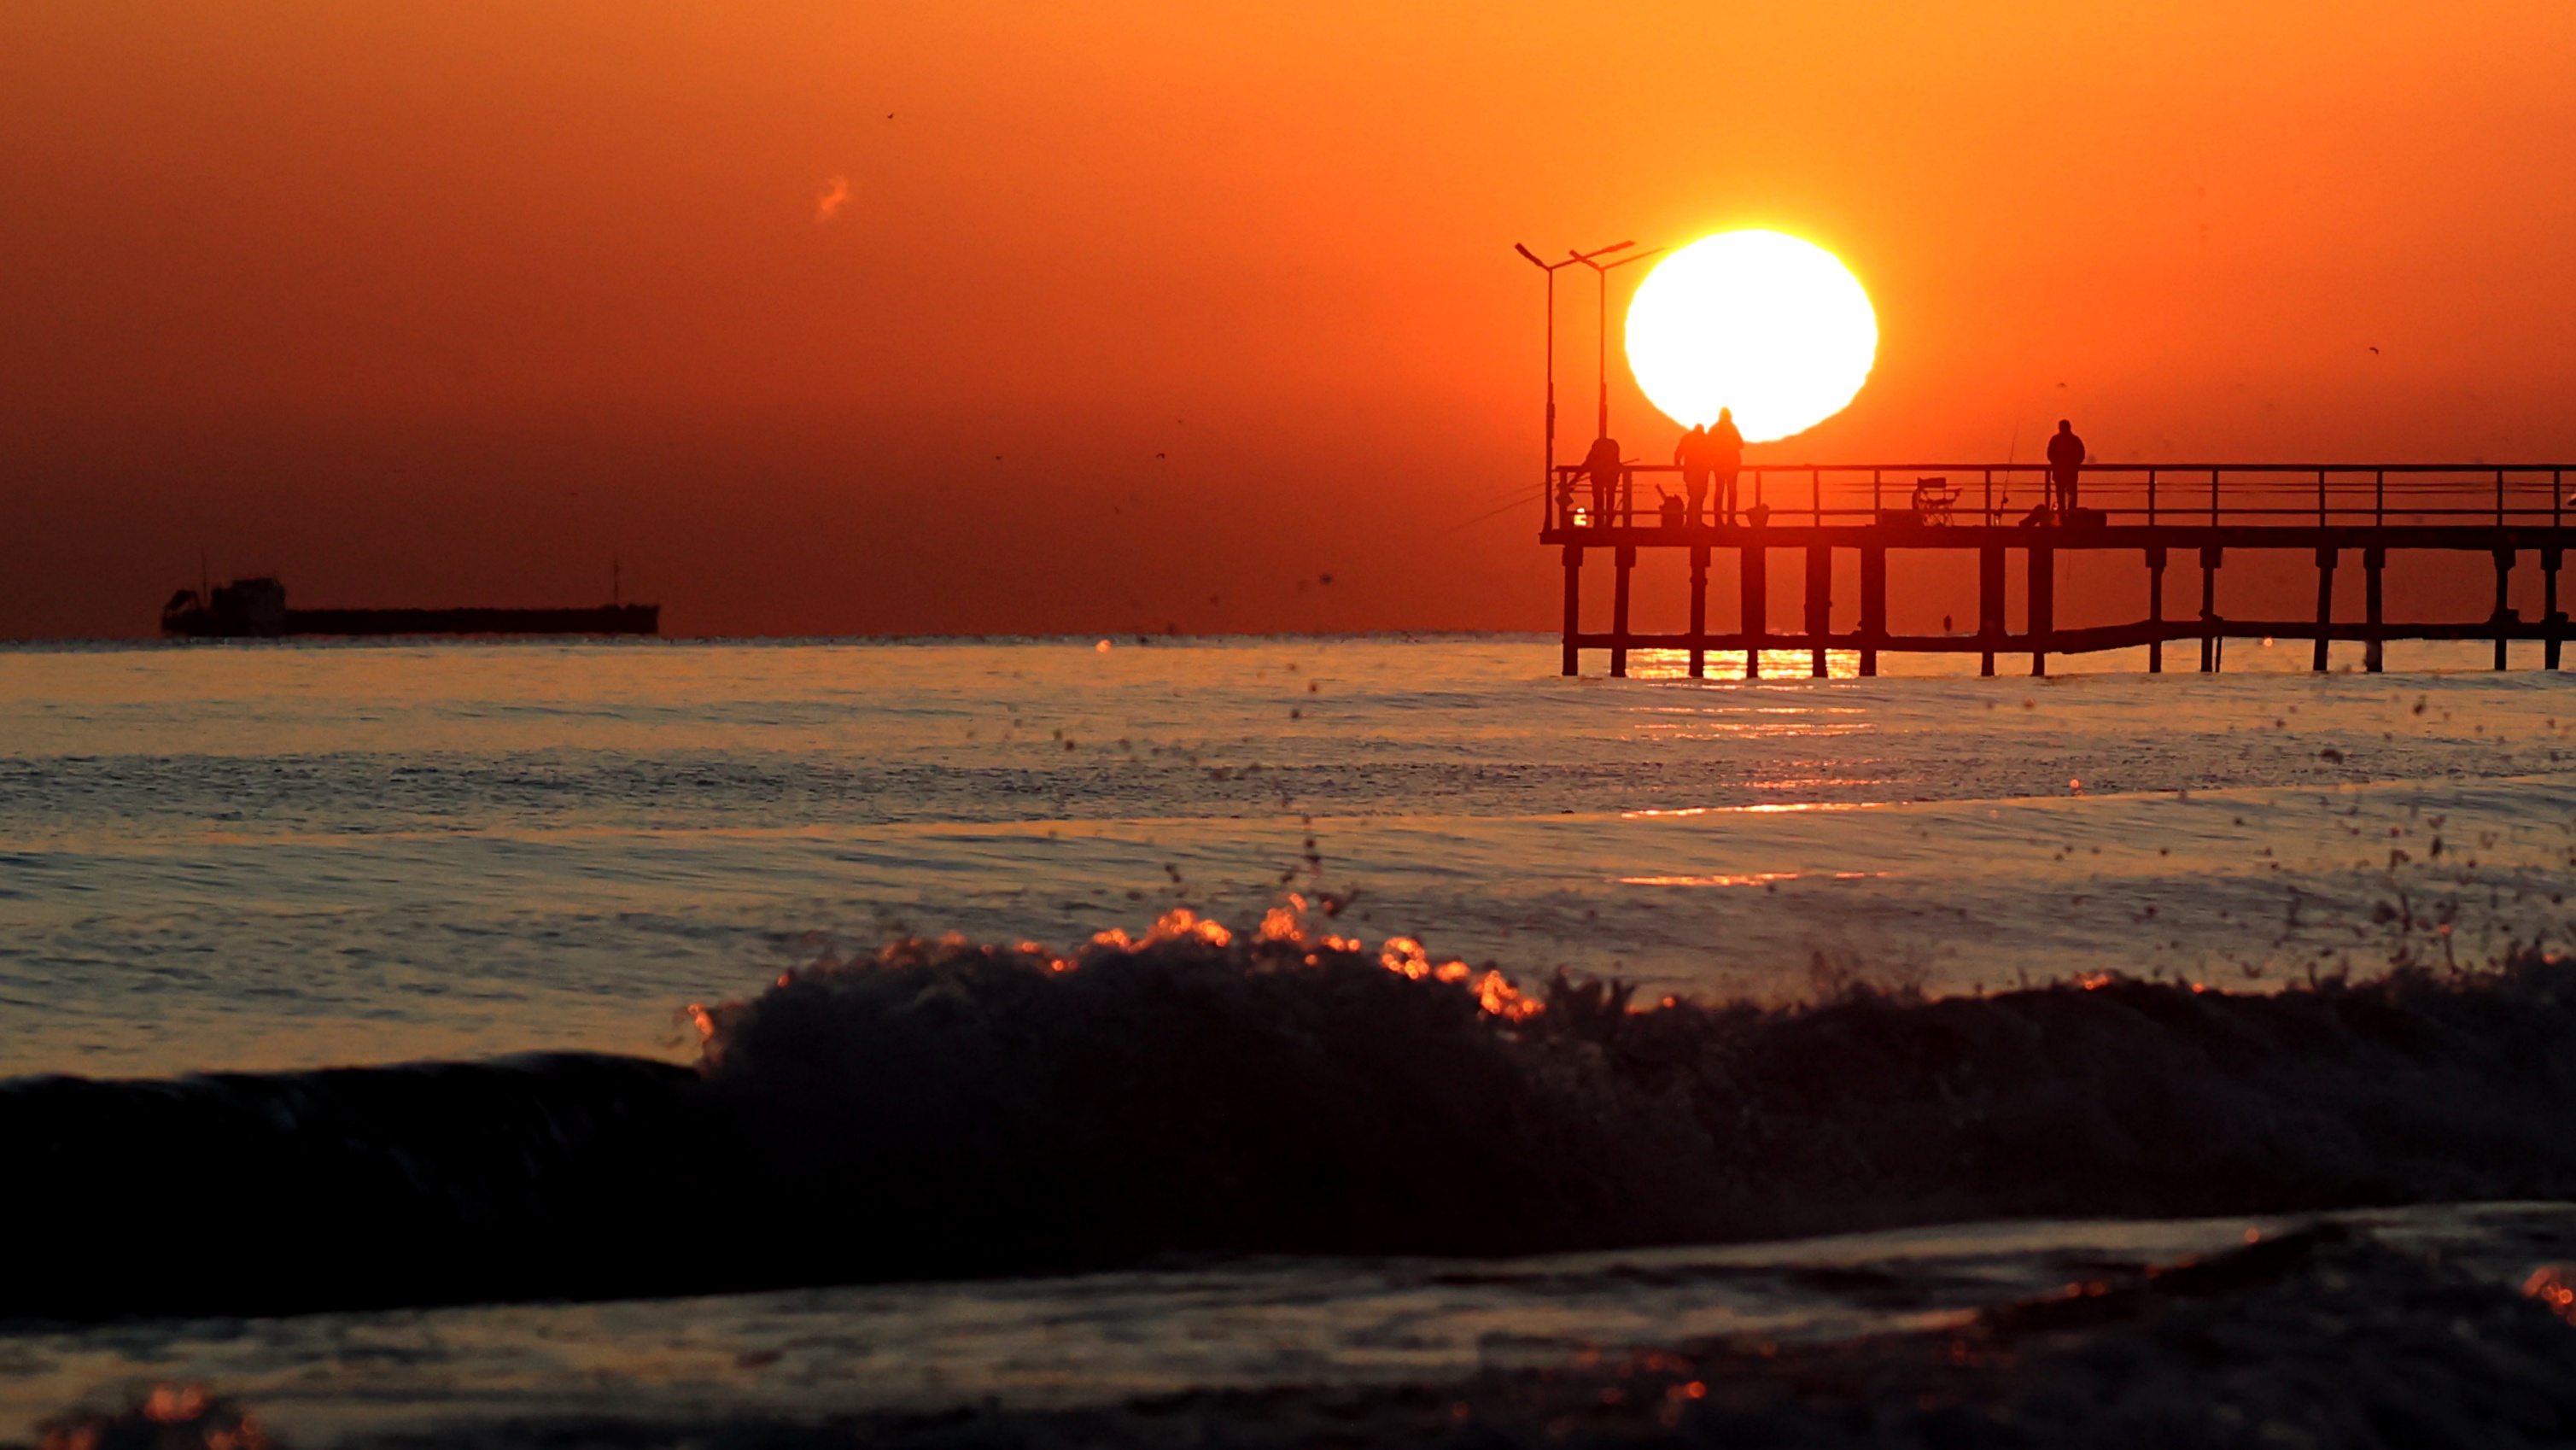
1625, 231, 1877, 444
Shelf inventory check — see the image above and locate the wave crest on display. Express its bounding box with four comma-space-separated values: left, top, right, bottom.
687, 909, 1633, 1274
14, 913, 2576, 1318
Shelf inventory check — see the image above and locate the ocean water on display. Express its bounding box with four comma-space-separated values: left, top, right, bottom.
1, 634, 2569, 1078
8, 634, 2576, 1447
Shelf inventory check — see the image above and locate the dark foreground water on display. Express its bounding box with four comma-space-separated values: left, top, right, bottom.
6, 636, 2575, 1447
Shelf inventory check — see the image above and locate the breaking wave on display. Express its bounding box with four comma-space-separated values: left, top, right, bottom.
13, 908, 2576, 1320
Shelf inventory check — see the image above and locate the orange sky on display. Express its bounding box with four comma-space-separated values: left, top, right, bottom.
3, 2, 2573, 637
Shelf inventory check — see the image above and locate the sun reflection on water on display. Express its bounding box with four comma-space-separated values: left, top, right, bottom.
1618, 870, 1892, 886
1624, 649, 1866, 681
1620, 802, 1880, 818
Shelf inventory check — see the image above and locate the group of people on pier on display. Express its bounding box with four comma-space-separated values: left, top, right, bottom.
1558, 417, 2091, 527
1566, 407, 1748, 527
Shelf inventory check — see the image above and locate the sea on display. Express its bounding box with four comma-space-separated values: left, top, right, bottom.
5, 634, 2575, 1446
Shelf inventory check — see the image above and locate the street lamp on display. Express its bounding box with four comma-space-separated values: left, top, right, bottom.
1516, 241, 1638, 493
1571, 243, 1664, 442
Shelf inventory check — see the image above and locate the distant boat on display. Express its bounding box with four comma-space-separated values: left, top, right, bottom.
161, 577, 658, 638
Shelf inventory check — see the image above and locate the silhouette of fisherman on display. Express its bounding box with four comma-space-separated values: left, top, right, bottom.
2047, 418, 2087, 514
1581, 435, 1625, 525
1709, 407, 1744, 523
1673, 424, 1712, 525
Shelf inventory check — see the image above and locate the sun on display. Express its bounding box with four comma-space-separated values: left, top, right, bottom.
1624, 231, 1877, 444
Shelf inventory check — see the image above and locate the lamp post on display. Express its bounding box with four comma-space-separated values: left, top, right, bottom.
1571, 243, 1663, 442
1516, 241, 1640, 495
1511, 245, 1573, 494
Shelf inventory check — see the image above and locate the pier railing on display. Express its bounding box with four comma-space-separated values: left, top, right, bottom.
1545, 463, 2575, 532
1538, 460, 2576, 680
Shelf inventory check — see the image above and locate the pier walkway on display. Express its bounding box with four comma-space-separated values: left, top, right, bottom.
1544, 463, 2576, 677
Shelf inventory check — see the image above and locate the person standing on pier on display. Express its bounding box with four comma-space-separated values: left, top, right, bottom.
2047, 418, 2087, 513
1710, 406, 1744, 523
1673, 424, 1713, 524
1582, 435, 1625, 525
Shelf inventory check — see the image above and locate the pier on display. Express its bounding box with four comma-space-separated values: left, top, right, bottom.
1545, 464, 2576, 677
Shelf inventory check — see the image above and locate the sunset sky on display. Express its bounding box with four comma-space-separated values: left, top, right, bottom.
4, 2, 2573, 637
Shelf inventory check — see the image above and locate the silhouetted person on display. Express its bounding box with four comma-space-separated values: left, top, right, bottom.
2047, 419, 2087, 513
1582, 435, 1624, 524
1674, 424, 1713, 524
1709, 408, 1744, 523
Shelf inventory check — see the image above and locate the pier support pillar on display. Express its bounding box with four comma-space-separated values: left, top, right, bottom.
2493, 548, 2515, 671
1687, 545, 1709, 679
2146, 546, 2167, 674
2311, 547, 2337, 673
2199, 547, 2223, 672
1859, 546, 1886, 677
1978, 544, 2004, 677
2364, 547, 2386, 674
1740, 540, 1767, 680
1805, 544, 1832, 677
2028, 544, 2054, 677
1610, 545, 1635, 679
2545, 548, 2564, 670
1560, 544, 1582, 677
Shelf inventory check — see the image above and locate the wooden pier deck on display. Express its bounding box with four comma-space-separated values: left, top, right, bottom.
1544, 463, 2576, 677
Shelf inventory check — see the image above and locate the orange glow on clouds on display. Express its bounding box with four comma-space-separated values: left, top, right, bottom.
815, 176, 852, 224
